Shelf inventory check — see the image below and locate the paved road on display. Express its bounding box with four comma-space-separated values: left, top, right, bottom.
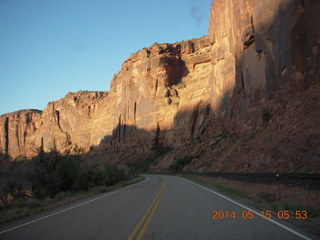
0, 175, 317, 240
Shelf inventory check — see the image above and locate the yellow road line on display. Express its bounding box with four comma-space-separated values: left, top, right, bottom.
127, 180, 167, 240
136, 181, 166, 240
127, 183, 164, 240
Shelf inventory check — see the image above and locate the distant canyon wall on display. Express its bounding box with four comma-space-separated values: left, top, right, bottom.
0, 0, 319, 161
0, 91, 110, 159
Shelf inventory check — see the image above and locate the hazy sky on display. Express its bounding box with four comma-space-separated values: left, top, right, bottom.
0, 0, 212, 115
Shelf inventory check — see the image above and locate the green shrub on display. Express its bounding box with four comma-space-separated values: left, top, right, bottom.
76, 167, 105, 190
154, 146, 173, 158
176, 81, 187, 89
209, 130, 230, 147
169, 155, 194, 172
129, 157, 153, 173
104, 164, 122, 186
57, 156, 81, 191
12, 198, 27, 209
0, 182, 25, 208
129, 146, 173, 173
301, 166, 311, 173
262, 107, 271, 124
118, 165, 136, 180
29, 150, 64, 199
29, 149, 87, 198
29, 147, 127, 199
5, 182, 25, 199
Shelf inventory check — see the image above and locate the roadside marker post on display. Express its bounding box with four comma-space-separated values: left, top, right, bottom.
276, 173, 281, 202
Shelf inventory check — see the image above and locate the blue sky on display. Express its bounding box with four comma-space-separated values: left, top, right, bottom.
0, 0, 212, 115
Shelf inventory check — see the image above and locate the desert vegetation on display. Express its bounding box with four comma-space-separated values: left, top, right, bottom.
28, 147, 132, 199
129, 146, 173, 173
169, 155, 194, 172
261, 107, 271, 124
0, 147, 140, 223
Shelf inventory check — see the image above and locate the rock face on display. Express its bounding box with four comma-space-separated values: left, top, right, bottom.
0, 110, 42, 159
208, 0, 320, 130
0, 92, 110, 160
1, 0, 319, 169
108, 36, 212, 150
34, 91, 109, 153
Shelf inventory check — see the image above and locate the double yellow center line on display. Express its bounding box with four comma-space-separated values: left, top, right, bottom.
127, 180, 167, 240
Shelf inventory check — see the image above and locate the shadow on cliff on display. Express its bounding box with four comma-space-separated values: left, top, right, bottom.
230, 0, 318, 122
84, 124, 160, 166
0, 152, 7, 161
84, 99, 227, 167
163, 56, 190, 87
82, 0, 319, 169
0, 152, 11, 166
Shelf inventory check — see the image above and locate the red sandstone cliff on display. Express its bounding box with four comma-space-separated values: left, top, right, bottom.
208, 0, 320, 130
0, 92, 111, 160
0, 110, 42, 159
0, 37, 212, 160
1, 0, 319, 172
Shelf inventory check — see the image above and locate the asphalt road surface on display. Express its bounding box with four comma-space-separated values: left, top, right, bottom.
0, 175, 317, 240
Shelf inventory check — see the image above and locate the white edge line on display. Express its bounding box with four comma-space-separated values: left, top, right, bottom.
0, 176, 148, 235
180, 177, 313, 240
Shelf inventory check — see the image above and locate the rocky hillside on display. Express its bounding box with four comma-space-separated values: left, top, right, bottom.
1, 0, 319, 172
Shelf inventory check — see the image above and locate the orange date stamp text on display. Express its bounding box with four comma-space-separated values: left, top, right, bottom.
211, 210, 308, 220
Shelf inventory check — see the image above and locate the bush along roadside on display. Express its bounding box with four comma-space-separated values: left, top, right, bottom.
0, 148, 142, 224
28, 148, 134, 199
0, 175, 145, 224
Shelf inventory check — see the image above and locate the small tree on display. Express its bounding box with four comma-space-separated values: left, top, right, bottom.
29, 148, 63, 199
262, 107, 271, 124
57, 156, 81, 191
104, 164, 122, 186
169, 155, 194, 172
5, 182, 25, 199
0, 182, 25, 208
0, 187, 9, 208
